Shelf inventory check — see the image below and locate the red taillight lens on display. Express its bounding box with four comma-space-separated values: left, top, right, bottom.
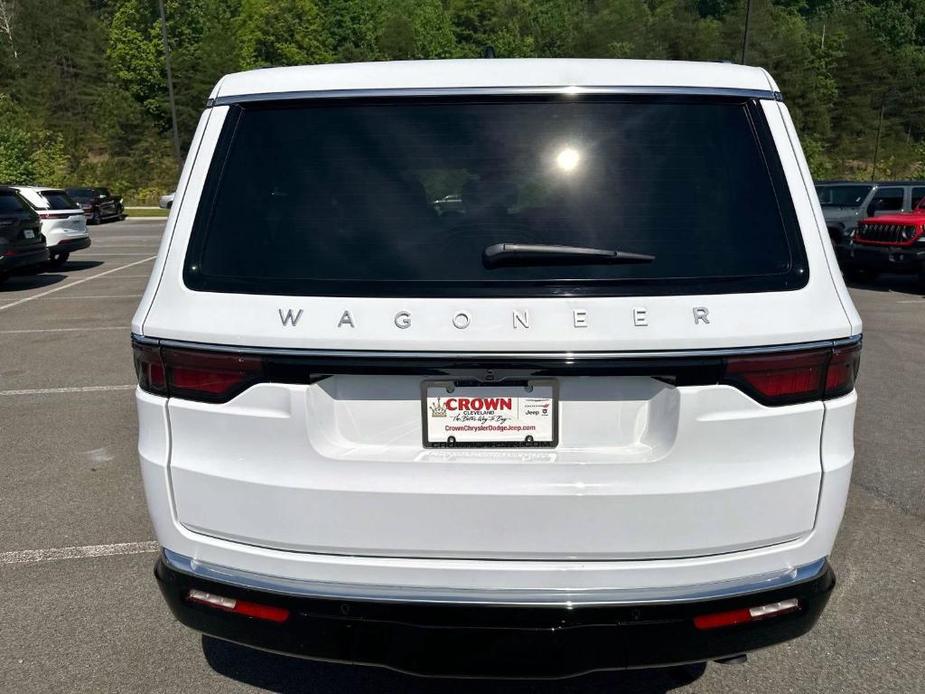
723, 349, 830, 405
38, 211, 72, 220
825, 343, 861, 398
132, 339, 262, 403
133, 342, 167, 395
164, 348, 262, 401
722, 341, 860, 406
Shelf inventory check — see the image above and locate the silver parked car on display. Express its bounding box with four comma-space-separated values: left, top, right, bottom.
816, 180, 925, 249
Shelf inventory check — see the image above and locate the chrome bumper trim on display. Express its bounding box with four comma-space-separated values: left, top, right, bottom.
162, 549, 827, 607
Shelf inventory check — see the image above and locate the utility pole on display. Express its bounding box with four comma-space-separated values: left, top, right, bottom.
740, 0, 753, 64
158, 0, 181, 166
871, 101, 885, 181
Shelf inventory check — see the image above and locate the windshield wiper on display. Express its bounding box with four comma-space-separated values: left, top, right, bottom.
483, 243, 655, 268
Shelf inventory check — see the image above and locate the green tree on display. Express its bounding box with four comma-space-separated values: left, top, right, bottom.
0, 95, 69, 184
377, 0, 456, 59
3, 0, 924, 196
236, 0, 331, 69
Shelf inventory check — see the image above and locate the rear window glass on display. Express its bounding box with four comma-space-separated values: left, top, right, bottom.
0, 191, 26, 213
186, 96, 807, 297
40, 191, 78, 210
66, 188, 95, 199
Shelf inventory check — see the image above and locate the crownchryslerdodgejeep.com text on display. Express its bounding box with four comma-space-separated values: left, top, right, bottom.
133, 59, 861, 677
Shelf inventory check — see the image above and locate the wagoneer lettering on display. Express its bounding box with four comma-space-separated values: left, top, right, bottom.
278, 305, 723, 331
135, 59, 861, 678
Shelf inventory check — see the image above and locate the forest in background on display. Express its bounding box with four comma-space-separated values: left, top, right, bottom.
0, 0, 923, 203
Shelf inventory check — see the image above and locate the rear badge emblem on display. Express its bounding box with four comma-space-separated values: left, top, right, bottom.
276, 306, 713, 330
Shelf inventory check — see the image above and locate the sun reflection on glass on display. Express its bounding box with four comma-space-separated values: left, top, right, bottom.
555, 147, 581, 173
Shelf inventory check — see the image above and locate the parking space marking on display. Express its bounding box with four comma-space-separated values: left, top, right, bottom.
0, 326, 127, 334
0, 255, 156, 312
896, 299, 925, 304
42, 294, 143, 300
0, 384, 135, 396
80, 252, 157, 257
0, 541, 158, 565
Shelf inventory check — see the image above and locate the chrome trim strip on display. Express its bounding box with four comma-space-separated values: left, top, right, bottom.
211, 85, 782, 107
134, 334, 861, 361
162, 550, 827, 606
132, 333, 159, 347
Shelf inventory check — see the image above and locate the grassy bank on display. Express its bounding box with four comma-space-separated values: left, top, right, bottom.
125, 207, 169, 218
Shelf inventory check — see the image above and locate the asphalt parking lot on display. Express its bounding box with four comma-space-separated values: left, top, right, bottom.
1, 218, 923, 693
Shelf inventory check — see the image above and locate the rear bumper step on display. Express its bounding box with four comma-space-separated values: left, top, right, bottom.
155, 553, 835, 677
49, 236, 91, 252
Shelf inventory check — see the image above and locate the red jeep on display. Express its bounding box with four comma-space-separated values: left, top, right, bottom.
840, 197, 925, 283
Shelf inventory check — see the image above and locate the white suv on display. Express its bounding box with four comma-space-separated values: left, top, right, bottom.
133, 59, 861, 677
11, 186, 90, 267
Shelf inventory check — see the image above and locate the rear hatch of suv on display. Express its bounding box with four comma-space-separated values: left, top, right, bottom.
0, 190, 44, 263
138, 92, 855, 560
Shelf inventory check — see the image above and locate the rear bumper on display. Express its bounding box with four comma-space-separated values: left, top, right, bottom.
155, 552, 835, 677
48, 236, 91, 253
89, 207, 120, 221
0, 246, 49, 272
836, 242, 925, 273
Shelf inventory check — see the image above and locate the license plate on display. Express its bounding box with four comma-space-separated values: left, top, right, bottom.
422, 381, 557, 448
23, 229, 35, 239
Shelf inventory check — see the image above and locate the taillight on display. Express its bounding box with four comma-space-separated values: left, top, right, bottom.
132, 339, 262, 403
723, 349, 829, 406
722, 342, 860, 406
824, 343, 861, 399
38, 212, 72, 220
133, 342, 167, 395
164, 348, 262, 401
132, 337, 860, 406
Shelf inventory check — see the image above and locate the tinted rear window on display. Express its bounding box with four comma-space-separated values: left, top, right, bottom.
186, 96, 806, 297
40, 191, 78, 210
0, 191, 27, 213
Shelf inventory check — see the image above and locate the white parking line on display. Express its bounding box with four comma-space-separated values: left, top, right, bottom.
41, 295, 142, 301
0, 385, 135, 396
0, 541, 159, 565
0, 255, 156, 312
81, 253, 156, 257
896, 299, 925, 304
0, 326, 126, 334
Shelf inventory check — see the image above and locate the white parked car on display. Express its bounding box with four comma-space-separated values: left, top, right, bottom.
133, 59, 861, 677
12, 186, 90, 267
159, 191, 175, 209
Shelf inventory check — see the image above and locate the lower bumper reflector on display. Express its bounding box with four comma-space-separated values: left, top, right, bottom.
694, 598, 800, 630
187, 588, 290, 623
